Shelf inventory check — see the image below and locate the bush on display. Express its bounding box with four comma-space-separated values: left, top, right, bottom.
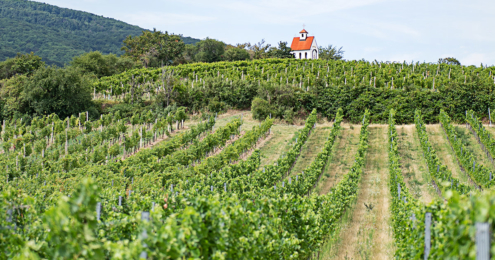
224, 48, 250, 61
70, 51, 141, 78
0, 66, 98, 120
208, 98, 226, 113
251, 97, 274, 120
284, 108, 294, 124
23, 66, 95, 119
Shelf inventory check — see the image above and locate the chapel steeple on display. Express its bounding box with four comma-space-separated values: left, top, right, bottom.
299, 29, 308, 41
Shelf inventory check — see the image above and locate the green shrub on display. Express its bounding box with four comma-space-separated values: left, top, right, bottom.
251, 97, 273, 120
284, 108, 294, 124
208, 98, 226, 113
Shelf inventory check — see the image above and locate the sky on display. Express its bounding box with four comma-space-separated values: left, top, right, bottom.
34, 0, 495, 66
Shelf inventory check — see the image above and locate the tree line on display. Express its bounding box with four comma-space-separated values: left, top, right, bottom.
121, 29, 346, 67
0, 27, 346, 123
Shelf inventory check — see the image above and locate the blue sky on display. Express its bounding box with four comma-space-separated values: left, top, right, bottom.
35, 0, 495, 66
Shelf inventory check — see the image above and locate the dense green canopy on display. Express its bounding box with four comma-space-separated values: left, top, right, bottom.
0, 0, 200, 66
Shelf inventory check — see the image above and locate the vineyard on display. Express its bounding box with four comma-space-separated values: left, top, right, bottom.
2, 58, 495, 259
93, 59, 495, 123
2, 105, 495, 259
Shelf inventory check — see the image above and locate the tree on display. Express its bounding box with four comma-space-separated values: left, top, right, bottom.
438, 57, 461, 65
23, 66, 95, 118
251, 97, 274, 120
250, 39, 271, 59
174, 107, 188, 125
318, 45, 344, 60
0, 75, 29, 119
194, 38, 226, 63
224, 48, 250, 61
235, 43, 251, 49
183, 44, 198, 63
121, 29, 185, 67
70, 51, 141, 78
0, 53, 45, 80
266, 41, 293, 59
160, 68, 178, 107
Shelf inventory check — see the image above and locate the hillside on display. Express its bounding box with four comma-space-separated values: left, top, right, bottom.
0, 0, 200, 66
3, 105, 495, 258
1, 58, 495, 258
94, 58, 495, 124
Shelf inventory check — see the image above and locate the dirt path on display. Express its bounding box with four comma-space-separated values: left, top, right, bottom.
317, 123, 361, 195
185, 129, 268, 169
235, 131, 273, 163
333, 125, 393, 260
290, 126, 332, 174
426, 124, 471, 186
191, 111, 305, 166
198, 131, 246, 161
126, 115, 247, 162
258, 124, 304, 166
396, 125, 438, 204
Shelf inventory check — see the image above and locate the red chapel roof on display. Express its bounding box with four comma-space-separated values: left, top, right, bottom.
290, 36, 314, 51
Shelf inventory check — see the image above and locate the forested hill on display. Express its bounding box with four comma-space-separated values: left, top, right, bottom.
0, 0, 200, 66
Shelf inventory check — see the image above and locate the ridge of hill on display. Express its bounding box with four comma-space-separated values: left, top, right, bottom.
0, 0, 200, 66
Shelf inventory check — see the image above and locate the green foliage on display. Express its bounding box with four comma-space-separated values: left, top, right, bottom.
283, 108, 294, 124
41, 178, 105, 258
173, 77, 257, 112
0, 0, 199, 66
318, 45, 344, 60
241, 109, 319, 189
84, 121, 93, 134
223, 48, 250, 61
3, 47, 495, 259
207, 97, 227, 113
257, 82, 297, 119
388, 109, 427, 259
390, 112, 495, 259
251, 97, 274, 120
0, 109, 378, 259
70, 51, 141, 78
182, 44, 198, 63
415, 110, 471, 194
440, 110, 495, 188
173, 107, 188, 122
0, 75, 30, 119
21, 66, 95, 119
466, 110, 495, 171
191, 38, 226, 63
266, 41, 293, 59
122, 30, 186, 68
439, 57, 461, 65
96, 59, 495, 123
0, 52, 45, 80
427, 190, 495, 259
250, 39, 272, 59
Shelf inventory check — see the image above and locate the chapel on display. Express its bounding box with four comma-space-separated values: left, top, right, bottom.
290, 29, 318, 59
